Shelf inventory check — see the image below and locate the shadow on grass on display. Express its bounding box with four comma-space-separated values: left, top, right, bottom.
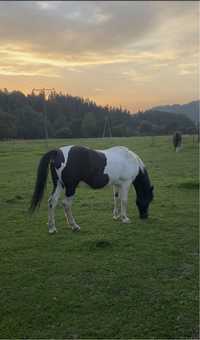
166, 180, 199, 190
177, 181, 199, 190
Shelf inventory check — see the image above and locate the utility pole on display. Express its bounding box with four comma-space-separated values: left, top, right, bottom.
102, 116, 112, 138
32, 88, 55, 148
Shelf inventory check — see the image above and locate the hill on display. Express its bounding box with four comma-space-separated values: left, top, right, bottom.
130, 110, 195, 135
151, 100, 200, 125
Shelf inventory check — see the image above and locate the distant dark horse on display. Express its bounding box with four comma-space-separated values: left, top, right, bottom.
173, 131, 182, 152
30, 145, 154, 233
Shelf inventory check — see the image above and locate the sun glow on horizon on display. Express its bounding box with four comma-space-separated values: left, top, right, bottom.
0, 1, 199, 112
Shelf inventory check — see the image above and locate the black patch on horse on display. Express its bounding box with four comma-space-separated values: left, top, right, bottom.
53, 149, 65, 169
50, 161, 60, 192
61, 146, 109, 196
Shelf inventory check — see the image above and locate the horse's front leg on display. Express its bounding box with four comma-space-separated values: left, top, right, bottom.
113, 185, 121, 220
63, 188, 80, 231
120, 181, 131, 224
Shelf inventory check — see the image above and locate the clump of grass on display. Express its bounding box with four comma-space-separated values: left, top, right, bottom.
5, 195, 23, 204
95, 239, 112, 248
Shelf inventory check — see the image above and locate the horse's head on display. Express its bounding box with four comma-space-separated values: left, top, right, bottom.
136, 185, 154, 219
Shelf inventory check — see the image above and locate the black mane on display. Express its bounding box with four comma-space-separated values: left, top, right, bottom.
133, 167, 154, 218
133, 168, 152, 198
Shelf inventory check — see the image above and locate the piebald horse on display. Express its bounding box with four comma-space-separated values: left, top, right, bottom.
30, 146, 154, 233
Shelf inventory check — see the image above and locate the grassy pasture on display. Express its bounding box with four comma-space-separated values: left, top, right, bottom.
0, 136, 199, 339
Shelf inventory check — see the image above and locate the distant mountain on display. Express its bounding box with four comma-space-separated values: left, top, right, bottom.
151, 100, 200, 125
131, 109, 195, 135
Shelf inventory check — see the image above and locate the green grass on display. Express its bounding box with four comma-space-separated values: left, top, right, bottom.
0, 136, 199, 339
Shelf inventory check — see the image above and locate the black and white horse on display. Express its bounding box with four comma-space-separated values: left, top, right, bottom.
173, 131, 182, 152
30, 146, 154, 233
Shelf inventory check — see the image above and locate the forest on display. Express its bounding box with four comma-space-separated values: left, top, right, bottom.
0, 89, 196, 139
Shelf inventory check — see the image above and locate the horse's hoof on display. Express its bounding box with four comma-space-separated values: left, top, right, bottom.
122, 217, 131, 224
113, 214, 120, 220
48, 228, 57, 234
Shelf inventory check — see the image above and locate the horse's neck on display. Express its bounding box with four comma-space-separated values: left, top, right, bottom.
133, 167, 150, 198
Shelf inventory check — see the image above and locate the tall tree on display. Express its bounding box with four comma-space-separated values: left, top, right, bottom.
81, 112, 97, 137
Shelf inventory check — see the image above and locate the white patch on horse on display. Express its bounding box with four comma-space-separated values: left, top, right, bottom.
101, 146, 144, 185
56, 145, 73, 184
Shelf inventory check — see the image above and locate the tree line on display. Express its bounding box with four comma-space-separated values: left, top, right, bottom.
0, 89, 196, 140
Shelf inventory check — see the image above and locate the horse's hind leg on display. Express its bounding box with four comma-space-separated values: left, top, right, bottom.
63, 187, 80, 232
48, 182, 63, 234
113, 185, 121, 220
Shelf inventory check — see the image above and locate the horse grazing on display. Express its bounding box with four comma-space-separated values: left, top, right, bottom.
30, 146, 154, 233
173, 131, 182, 152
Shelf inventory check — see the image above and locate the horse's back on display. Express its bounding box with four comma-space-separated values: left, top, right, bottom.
102, 146, 143, 184
55, 144, 144, 186
104, 146, 144, 167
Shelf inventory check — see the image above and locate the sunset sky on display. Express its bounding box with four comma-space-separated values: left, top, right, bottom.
0, 1, 199, 112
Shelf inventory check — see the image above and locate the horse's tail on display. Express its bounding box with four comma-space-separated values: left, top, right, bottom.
29, 150, 57, 213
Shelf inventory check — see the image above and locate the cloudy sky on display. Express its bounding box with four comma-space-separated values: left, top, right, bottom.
0, 1, 199, 112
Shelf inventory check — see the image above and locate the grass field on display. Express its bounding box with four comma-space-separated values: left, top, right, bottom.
0, 136, 199, 339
